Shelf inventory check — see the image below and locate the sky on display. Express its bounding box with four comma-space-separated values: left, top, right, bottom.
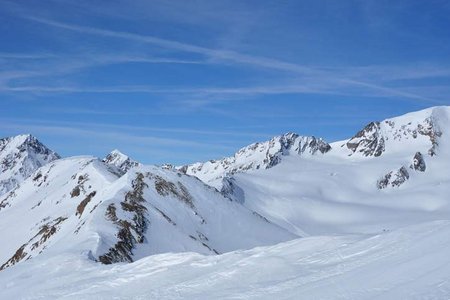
1, 0, 450, 165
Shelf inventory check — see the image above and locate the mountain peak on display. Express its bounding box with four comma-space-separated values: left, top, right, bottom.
103, 149, 140, 174
108, 149, 129, 160
344, 106, 450, 158
0, 134, 60, 196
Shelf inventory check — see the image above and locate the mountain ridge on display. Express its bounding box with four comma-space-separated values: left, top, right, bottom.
0, 105, 449, 271
177, 133, 331, 189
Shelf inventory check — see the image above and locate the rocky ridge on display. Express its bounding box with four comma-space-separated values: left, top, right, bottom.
178, 133, 331, 189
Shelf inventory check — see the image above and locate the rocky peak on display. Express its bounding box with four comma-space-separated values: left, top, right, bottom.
345, 107, 446, 158
0, 134, 60, 196
102, 149, 140, 174
346, 122, 385, 157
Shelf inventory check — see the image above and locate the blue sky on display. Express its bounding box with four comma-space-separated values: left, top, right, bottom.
1, 0, 450, 165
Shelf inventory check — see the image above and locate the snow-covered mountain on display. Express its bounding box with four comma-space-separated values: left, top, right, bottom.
0, 155, 293, 271
102, 149, 140, 174
343, 106, 443, 157
1, 106, 450, 299
0, 134, 59, 196
178, 133, 331, 189
216, 106, 450, 236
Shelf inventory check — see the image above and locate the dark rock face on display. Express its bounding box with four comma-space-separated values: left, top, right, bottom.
417, 117, 442, 156
76, 191, 97, 217
347, 122, 385, 157
410, 152, 426, 172
377, 166, 410, 189
220, 177, 245, 204
304, 137, 332, 155
99, 173, 149, 264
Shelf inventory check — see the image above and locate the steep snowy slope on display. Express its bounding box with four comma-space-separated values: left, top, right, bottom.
1, 220, 450, 299
0, 156, 294, 270
178, 133, 331, 189
89, 166, 294, 263
0, 134, 59, 196
102, 149, 140, 174
220, 106, 450, 236
0, 156, 120, 270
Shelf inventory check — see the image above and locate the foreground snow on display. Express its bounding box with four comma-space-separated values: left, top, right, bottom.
1, 220, 450, 299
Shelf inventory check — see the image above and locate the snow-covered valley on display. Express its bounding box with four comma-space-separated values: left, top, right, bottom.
0, 106, 450, 299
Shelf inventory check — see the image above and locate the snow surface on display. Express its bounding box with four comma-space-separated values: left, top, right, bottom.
1, 220, 450, 299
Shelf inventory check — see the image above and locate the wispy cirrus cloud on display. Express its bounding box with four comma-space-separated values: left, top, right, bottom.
2, 16, 443, 105
0, 52, 55, 59
2, 80, 446, 105
1, 8, 448, 106
0, 52, 205, 85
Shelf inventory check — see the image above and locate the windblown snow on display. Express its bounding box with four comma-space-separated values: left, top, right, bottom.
0, 106, 450, 299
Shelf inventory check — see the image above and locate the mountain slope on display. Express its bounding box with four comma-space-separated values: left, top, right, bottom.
0, 156, 294, 270
219, 106, 450, 236
0, 156, 119, 270
0, 134, 59, 196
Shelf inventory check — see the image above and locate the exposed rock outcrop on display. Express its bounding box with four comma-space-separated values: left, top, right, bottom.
377, 166, 410, 189
410, 152, 426, 172
99, 173, 149, 264
346, 122, 385, 157
0, 216, 67, 270
220, 177, 245, 204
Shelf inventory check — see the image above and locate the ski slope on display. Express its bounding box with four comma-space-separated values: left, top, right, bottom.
0, 220, 449, 299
